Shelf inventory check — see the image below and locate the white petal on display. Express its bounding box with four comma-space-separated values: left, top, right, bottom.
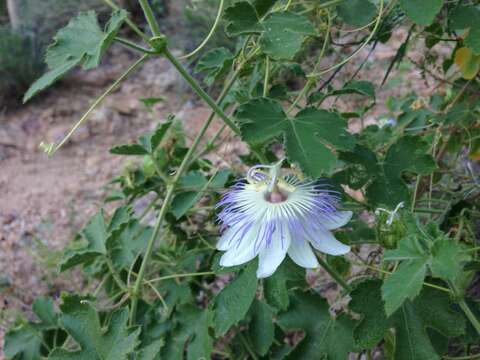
256, 225, 290, 278
308, 229, 350, 256
321, 211, 353, 230
217, 226, 237, 251
219, 224, 261, 267
288, 239, 319, 268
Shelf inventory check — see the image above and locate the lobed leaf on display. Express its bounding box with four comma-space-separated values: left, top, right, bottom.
24, 10, 127, 102
278, 292, 355, 360
236, 98, 355, 177
49, 295, 140, 360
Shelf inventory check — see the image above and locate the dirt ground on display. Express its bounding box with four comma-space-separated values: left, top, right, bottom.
0, 28, 448, 356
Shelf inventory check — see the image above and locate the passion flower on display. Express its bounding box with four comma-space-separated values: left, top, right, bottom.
216, 161, 352, 278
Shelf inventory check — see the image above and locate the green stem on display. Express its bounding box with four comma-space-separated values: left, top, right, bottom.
49, 54, 148, 155
164, 49, 241, 135
263, 56, 270, 97
115, 37, 157, 54
317, 0, 347, 9
129, 184, 174, 324
138, 0, 161, 36
105, 256, 128, 291
179, 0, 225, 60
102, 0, 150, 42
317, 255, 352, 292
459, 298, 480, 336
411, 175, 421, 212
286, 10, 331, 114
129, 61, 248, 325
311, 0, 384, 77
146, 271, 214, 284
450, 282, 480, 337
443, 354, 480, 360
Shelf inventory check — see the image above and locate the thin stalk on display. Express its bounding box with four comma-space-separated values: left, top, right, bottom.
450, 282, 480, 337
179, 0, 225, 59
146, 271, 214, 284
263, 56, 270, 97
318, 0, 347, 9
287, 9, 331, 114
105, 256, 128, 291
358, 262, 452, 294
115, 37, 157, 54
48, 54, 148, 155
102, 0, 149, 42
138, 0, 161, 36
443, 354, 480, 360
411, 175, 421, 212
310, 0, 384, 77
317, 255, 352, 292
129, 184, 175, 324
138, 194, 161, 221
458, 298, 480, 336
164, 49, 241, 135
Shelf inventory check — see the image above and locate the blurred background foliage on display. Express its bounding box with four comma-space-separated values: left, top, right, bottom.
0, 0, 226, 107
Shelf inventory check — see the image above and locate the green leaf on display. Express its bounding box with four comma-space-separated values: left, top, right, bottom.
213, 261, 258, 336
160, 306, 213, 360
24, 10, 126, 102
110, 144, 149, 155
186, 309, 214, 360
249, 300, 274, 356
349, 280, 390, 349
351, 280, 465, 357
333, 145, 379, 190
4, 296, 62, 359
253, 0, 279, 17
136, 339, 164, 360
382, 236, 429, 315
382, 228, 471, 315
450, 5, 480, 30
49, 295, 140, 360
23, 58, 81, 103
337, 0, 377, 27
109, 220, 152, 270
32, 297, 59, 330
382, 258, 428, 316
285, 108, 355, 176
171, 192, 200, 219
400, 0, 443, 26
110, 121, 172, 155
430, 239, 468, 282
224, 1, 262, 36
195, 47, 234, 85
278, 292, 355, 360
60, 211, 108, 272
464, 27, 480, 55
236, 97, 286, 146
4, 325, 43, 360
140, 97, 165, 109
259, 12, 316, 60
264, 258, 305, 311
236, 98, 355, 176
367, 136, 436, 207
171, 170, 230, 219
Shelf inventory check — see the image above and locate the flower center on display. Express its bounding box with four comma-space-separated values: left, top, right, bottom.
265, 189, 288, 203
